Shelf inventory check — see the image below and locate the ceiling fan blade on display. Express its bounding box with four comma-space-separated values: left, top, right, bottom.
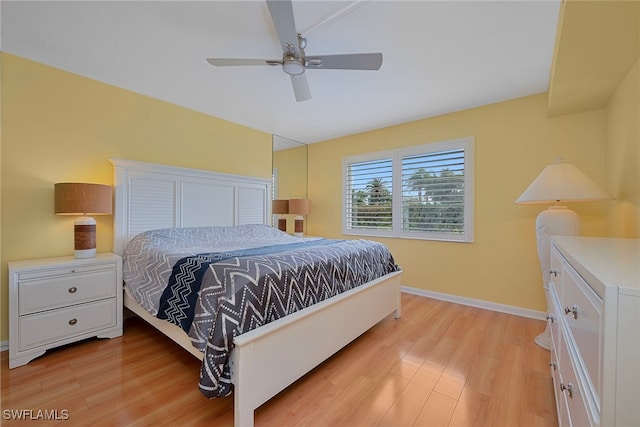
206, 58, 279, 67
266, 0, 301, 56
305, 53, 383, 70
290, 74, 311, 102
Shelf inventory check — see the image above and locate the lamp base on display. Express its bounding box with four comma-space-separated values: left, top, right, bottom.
74, 216, 97, 259
294, 215, 304, 237
534, 323, 552, 351
75, 248, 97, 259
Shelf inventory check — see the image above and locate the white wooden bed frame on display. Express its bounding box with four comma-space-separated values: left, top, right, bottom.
110, 159, 402, 427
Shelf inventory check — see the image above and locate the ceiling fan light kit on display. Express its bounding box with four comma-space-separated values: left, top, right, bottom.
206, 0, 383, 102
283, 56, 305, 76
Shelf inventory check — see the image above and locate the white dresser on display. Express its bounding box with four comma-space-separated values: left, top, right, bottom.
8, 253, 123, 369
548, 236, 639, 427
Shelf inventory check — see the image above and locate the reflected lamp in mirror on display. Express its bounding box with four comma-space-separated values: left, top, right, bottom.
289, 199, 310, 237
272, 199, 289, 232
515, 160, 611, 350
55, 183, 113, 259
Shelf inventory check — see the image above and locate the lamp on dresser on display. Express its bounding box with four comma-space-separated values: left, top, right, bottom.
515, 160, 611, 350
55, 182, 113, 259
272, 199, 289, 232
288, 198, 310, 237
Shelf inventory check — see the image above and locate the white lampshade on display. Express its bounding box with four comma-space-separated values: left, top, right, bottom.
515, 162, 611, 204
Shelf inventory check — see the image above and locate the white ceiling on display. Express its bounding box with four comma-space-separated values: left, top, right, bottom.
1, 1, 561, 146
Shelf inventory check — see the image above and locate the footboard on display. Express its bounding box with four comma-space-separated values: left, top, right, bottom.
230, 270, 402, 427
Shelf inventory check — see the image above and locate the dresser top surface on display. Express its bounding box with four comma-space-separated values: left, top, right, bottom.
552, 236, 640, 296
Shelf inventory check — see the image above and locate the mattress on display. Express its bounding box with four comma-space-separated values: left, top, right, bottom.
123, 224, 399, 397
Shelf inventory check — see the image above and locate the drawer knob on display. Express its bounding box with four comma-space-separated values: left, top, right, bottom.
68, 287, 77, 294
68, 319, 78, 326
546, 314, 554, 323
549, 362, 557, 370
564, 305, 578, 319
560, 382, 574, 398
549, 269, 558, 277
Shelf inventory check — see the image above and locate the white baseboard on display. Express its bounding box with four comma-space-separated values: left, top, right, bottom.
401, 286, 546, 321
1, 340, 8, 352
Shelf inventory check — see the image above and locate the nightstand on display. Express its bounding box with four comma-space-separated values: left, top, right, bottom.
8, 253, 123, 369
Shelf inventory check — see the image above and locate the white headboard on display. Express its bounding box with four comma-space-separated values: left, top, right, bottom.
110, 158, 273, 256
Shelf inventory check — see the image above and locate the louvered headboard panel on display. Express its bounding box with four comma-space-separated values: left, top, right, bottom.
110, 158, 273, 255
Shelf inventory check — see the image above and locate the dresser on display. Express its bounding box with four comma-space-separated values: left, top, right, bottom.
8, 253, 123, 369
548, 236, 639, 427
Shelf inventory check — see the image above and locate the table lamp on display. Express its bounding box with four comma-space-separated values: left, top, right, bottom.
272, 199, 289, 232
288, 199, 310, 237
55, 182, 113, 258
515, 160, 611, 349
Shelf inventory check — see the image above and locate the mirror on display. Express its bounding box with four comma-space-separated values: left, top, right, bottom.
272, 135, 308, 233
272, 135, 308, 199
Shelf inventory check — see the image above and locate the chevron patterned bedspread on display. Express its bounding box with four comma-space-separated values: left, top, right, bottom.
122, 224, 399, 398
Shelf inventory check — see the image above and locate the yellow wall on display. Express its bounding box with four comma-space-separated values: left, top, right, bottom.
307, 93, 608, 312
605, 57, 640, 238
0, 54, 272, 341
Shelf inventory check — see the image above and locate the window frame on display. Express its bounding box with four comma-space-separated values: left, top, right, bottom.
342, 137, 474, 243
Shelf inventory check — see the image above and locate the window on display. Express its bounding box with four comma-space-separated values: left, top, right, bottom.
343, 137, 474, 242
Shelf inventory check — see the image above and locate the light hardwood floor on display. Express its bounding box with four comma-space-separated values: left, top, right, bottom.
1, 293, 557, 426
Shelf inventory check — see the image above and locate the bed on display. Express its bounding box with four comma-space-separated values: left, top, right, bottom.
111, 158, 402, 427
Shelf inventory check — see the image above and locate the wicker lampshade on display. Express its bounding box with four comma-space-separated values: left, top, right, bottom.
288, 199, 310, 215
272, 199, 289, 215
55, 183, 112, 259
55, 183, 112, 215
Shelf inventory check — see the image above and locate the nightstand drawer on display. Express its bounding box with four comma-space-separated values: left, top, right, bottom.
18, 298, 117, 351
19, 268, 117, 315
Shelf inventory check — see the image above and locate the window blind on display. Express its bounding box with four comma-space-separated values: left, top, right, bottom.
401, 148, 465, 234
345, 158, 393, 231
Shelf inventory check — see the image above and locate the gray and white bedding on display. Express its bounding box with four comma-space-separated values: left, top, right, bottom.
122, 224, 399, 398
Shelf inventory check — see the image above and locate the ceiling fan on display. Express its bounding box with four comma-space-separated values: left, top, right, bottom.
206, 0, 383, 102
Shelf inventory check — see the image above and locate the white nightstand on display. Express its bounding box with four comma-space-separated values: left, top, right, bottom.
8, 253, 123, 369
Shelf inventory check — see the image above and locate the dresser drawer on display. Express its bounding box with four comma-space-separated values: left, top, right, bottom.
558, 330, 594, 427
549, 281, 562, 356
18, 298, 117, 351
560, 258, 603, 400
550, 333, 569, 426
19, 267, 117, 315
